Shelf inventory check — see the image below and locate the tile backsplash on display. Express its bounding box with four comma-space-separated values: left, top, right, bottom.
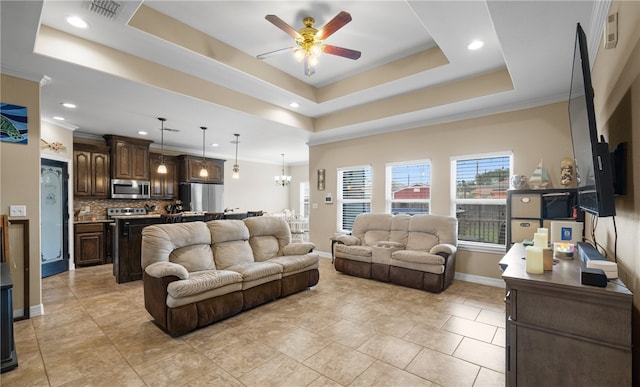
74, 198, 176, 220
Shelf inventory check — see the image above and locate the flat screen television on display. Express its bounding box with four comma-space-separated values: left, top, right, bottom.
568, 23, 616, 217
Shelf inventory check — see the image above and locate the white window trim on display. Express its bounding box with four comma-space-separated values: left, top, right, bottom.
299, 181, 309, 218
450, 151, 512, 251
385, 159, 431, 213
337, 165, 372, 232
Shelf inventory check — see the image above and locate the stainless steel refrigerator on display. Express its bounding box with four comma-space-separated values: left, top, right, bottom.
179, 183, 224, 212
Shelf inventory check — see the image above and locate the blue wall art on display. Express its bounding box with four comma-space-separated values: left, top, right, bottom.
0, 103, 28, 144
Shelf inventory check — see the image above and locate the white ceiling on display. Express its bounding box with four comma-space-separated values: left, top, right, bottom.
1, 1, 608, 166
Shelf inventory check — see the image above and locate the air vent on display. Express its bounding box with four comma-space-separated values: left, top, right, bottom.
87, 0, 121, 19
163, 128, 180, 133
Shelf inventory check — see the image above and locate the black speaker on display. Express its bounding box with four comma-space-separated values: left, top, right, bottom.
580, 267, 608, 287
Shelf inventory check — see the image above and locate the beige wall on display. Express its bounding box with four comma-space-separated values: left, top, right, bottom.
309, 101, 574, 278
589, 0, 640, 376
0, 73, 42, 315
222, 159, 290, 214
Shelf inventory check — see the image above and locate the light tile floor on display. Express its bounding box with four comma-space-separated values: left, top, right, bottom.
1, 258, 506, 387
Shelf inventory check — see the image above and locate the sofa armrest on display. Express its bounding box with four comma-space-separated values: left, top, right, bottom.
145, 261, 189, 280
330, 235, 360, 246
283, 242, 316, 255
429, 243, 457, 257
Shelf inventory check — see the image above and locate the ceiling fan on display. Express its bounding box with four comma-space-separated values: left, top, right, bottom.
257, 11, 361, 76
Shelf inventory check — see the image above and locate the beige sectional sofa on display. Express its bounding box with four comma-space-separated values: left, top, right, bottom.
141, 216, 319, 335
332, 213, 457, 292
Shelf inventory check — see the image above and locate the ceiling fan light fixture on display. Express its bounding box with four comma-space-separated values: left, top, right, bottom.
294, 49, 305, 62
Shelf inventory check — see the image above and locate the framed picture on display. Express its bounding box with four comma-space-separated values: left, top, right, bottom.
317, 169, 325, 191
0, 103, 28, 144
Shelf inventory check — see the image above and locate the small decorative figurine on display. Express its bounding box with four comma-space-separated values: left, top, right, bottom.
560, 157, 574, 186
529, 160, 551, 189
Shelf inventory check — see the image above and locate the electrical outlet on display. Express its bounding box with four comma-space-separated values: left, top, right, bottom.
9, 205, 26, 217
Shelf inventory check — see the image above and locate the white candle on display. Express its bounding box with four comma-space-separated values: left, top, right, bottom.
533, 232, 548, 248
526, 246, 544, 274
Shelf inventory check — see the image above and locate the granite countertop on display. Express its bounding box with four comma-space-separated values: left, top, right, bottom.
109, 212, 210, 220
74, 219, 114, 224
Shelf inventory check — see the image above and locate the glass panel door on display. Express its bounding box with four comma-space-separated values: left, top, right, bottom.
41, 158, 69, 277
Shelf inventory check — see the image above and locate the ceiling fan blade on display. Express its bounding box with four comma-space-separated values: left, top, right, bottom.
317, 11, 352, 40
304, 56, 315, 76
256, 47, 296, 60
323, 45, 361, 60
265, 15, 301, 40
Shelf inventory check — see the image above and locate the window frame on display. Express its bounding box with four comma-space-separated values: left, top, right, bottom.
337, 165, 372, 233
385, 159, 431, 215
450, 151, 513, 253
299, 181, 310, 218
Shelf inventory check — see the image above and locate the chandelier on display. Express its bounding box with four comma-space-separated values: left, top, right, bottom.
275, 153, 291, 187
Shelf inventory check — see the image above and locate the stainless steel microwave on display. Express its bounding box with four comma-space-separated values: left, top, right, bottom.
111, 179, 150, 199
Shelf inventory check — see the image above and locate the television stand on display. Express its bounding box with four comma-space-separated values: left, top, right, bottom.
499, 243, 632, 386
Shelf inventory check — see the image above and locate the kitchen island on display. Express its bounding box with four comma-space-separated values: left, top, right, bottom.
111, 212, 250, 283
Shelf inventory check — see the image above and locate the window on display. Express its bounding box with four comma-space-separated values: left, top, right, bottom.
299, 181, 309, 218
386, 160, 431, 214
451, 152, 512, 248
337, 166, 372, 231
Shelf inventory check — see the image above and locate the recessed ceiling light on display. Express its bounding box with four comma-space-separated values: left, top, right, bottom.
138, 131, 148, 135
467, 40, 484, 50
66, 16, 88, 29
53, 116, 65, 121
289, 102, 299, 108
210, 143, 219, 147
62, 102, 76, 109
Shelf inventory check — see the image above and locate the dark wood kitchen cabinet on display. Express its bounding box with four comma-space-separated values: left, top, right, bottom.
150, 153, 177, 199
177, 155, 225, 184
104, 135, 152, 181
73, 144, 110, 198
74, 223, 105, 266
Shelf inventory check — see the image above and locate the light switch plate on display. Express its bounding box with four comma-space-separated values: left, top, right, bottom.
10, 205, 27, 217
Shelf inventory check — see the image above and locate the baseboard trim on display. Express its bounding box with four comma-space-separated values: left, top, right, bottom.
455, 272, 505, 288
317, 251, 332, 259
14, 304, 44, 319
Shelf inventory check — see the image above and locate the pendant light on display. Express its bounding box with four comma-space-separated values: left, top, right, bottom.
232, 133, 240, 179
157, 117, 167, 174
275, 153, 292, 187
199, 127, 208, 178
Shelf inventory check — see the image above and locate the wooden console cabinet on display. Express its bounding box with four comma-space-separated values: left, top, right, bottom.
500, 243, 632, 386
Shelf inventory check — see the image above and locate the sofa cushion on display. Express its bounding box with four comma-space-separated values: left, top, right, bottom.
405, 232, 439, 251
207, 220, 254, 269
249, 235, 281, 261
141, 222, 212, 269
167, 269, 243, 298
170, 244, 215, 272
351, 213, 393, 246
212, 240, 254, 269
390, 258, 444, 275
226, 261, 283, 290
244, 216, 291, 261
334, 244, 373, 263
269, 254, 319, 274
391, 250, 445, 265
